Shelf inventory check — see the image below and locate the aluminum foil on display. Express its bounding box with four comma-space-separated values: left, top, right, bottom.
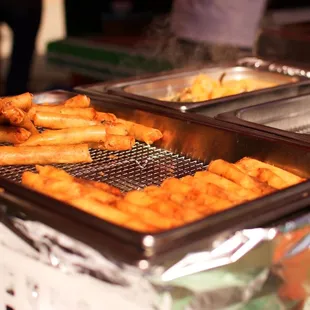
0, 212, 309, 310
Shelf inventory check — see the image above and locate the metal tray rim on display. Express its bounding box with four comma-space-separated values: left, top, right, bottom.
3, 90, 310, 265
216, 93, 310, 143
77, 64, 309, 112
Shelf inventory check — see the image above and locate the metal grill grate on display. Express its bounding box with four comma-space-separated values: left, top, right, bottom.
0, 143, 207, 192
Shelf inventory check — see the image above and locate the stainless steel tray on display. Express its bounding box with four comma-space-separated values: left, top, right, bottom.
2, 90, 310, 266
74, 59, 310, 117
217, 93, 310, 144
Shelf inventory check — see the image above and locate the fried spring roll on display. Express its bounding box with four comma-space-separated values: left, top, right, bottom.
0, 92, 32, 111
22, 172, 130, 225
235, 157, 305, 185
105, 122, 128, 136
124, 190, 159, 207
28, 107, 97, 120
35, 165, 122, 196
181, 175, 246, 203
1, 102, 38, 135
95, 112, 117, 122
18, 125, 125, 146
0, 144, 92, 165
70, 198, 132, 225
161, 177, 193, 195
194, 171, 258, 199
33, 112, 101, 129
23, 170, 119, 205
63, 94, 91, 108
116, 200, 179, 230
0, 126, 31, 143
89, 135, 135, 151
117, 119, 163, 144
188, 193, 234, 214
208, 159, 275, 195
246, 168, 289, 190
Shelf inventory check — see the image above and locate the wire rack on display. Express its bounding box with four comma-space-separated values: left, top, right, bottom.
0, 142, 207, 192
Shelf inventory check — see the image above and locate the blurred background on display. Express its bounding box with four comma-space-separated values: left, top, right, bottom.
1, 0, 310, 95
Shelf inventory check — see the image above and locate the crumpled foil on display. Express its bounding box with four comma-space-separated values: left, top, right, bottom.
0, 212, 309, 310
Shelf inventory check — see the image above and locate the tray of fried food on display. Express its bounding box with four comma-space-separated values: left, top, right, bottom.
0, 93, 163, 166
21, 157, 305, 233
163, 73, 278, 102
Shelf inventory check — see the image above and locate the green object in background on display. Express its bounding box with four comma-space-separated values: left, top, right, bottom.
46, 38, 173, 81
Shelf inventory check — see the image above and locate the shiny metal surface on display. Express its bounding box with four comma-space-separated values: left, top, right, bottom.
75, 62, 310, 117
2, 90, 310, 265
217, 93, 310, 145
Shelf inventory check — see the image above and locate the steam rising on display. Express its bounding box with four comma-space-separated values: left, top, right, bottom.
139, 15, 244, 69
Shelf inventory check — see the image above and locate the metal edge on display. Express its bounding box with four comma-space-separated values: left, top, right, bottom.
215, 94, 310, 144
81, 65, 309, 112
77, 89, 310, 149
3, 89, 310, 265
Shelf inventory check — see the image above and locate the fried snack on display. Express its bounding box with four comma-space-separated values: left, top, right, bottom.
0, 144, 92, 165
235, 157, 305, 185
1, 102, 38, 135
165, 74, 278, 102
105, 122, 128, 136
33, 112, 100, 129
23, 169, 154, 232
89, 135, 135, 151
194, 171, 258, 199
181, 175, 245, 203
63, 94, 91, 108
28, 107, 97, 120
116, 199, 180, 230
23, 171, 119, 204
0, 126, 31, 144
0, 92, 32, 111
18, 125, 126, 146
22, 171, 130, 224
19, 154, 306, 233
249, 168, 289, 190
35, 165, 122, 197
208, 159, 275, 195
117, 119, 163, 144
95, 112, 117, 123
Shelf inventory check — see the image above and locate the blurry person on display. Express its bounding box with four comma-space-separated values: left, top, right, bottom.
167, 0, 268, 67
0, 0, 42, 95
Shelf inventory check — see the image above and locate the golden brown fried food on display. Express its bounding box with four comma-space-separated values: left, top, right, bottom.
95, 112, 117, 123
116, 199, 180, 230
89, 135, 135, 151
235, 157, 305, 185
193, 171, 258, 199
63, 94, 91, 108
243, 167, 289, 190
35, 165, 122, 197
181, 175, 246, 203
117, 119, 163, 145
28, 107, 97, 120
18, 125, 127, 146
1, 102, 38, 135
0, 144, 92, 165
23, 171, 119, 205
0, 92, 33, 111
33, 111, 100, 129
0, 126, 31, 144
208, 159, 275, 196
164, 74, 278, 102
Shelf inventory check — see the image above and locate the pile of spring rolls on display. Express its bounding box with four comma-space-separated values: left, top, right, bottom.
0, 93, 163, 165
21, 157, 306, 232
